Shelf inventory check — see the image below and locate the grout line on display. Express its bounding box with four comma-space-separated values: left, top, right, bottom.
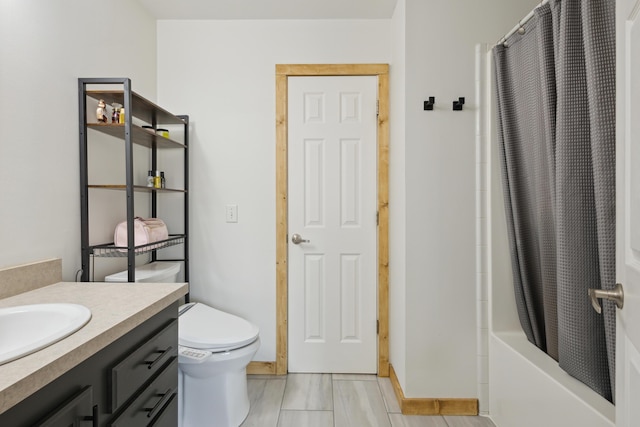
274, 374, 286, 427
329, 373, 335, 417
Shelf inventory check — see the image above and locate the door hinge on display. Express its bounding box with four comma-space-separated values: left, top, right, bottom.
376, 100, 379, 117
376, 211, 379, 226
377, 320, 379, 334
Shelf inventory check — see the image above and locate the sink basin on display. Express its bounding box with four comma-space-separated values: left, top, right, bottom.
0, 303, 92, 365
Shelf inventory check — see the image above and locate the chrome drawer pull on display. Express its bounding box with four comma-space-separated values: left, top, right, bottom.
144, 346, 173, 370
145, 388, 174, 419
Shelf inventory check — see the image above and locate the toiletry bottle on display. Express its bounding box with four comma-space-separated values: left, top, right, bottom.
119, 108, 125, 124
154, 171, 162, 189
147, 170, 154, 187
160, 171, 166, 189
111, 103, 121, 123
96, 99, 107, 123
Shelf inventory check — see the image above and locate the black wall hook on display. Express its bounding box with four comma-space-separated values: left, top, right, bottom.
453, 97, 465, 111
423, 96, 435, 111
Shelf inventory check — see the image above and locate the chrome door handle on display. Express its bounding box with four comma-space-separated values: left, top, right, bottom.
588, 283, 624, 314
291, 233, 309, 245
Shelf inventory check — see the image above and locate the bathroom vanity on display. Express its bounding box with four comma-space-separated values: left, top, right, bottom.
0, 280, 187, 426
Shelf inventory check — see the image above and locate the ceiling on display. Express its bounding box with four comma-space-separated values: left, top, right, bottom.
137, 0, 398, 20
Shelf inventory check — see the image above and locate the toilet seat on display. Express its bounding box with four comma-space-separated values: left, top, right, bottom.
179, 303, 259, 352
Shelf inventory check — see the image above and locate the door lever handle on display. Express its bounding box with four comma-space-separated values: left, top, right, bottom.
291, 233, 309, 245
588, 283, 624, 314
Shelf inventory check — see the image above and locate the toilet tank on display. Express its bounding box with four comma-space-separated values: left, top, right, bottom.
104, 262, 181, 283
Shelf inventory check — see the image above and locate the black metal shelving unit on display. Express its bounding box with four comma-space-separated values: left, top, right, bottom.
78, 78, 189, 296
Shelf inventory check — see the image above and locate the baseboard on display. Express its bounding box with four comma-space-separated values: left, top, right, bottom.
389, 364, 478, 416
247, 361, 278, 375
379, 361, 390, 377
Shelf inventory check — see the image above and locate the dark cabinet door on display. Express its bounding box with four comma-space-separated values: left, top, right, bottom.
36, 386, 96, 427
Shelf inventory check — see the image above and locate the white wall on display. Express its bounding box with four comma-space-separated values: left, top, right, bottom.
389, 0, 408, 390
156, 19, 392, 361
0, 0, 157, 280
156, 0, 536, 393
398, 0, 536, 397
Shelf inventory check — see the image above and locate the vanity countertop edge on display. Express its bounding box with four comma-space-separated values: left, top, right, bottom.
0, 281, 188, 415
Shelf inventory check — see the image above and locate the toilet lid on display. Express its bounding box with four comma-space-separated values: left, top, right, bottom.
179, 303, 259, 351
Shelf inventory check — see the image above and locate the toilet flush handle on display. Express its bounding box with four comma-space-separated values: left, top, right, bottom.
291, 233, 309, 245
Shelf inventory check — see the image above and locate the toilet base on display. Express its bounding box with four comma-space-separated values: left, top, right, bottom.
178, 338, 259, 427
180, 368, 250, 427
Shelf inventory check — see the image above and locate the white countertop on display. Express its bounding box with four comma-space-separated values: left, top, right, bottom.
0, 281, 187, 414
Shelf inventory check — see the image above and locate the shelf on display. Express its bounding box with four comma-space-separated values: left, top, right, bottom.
90, 235, 186, 257
88, 185, 187, 193
80, 78, 189, 288
86, 90, 185, 126
87, 123, 186, 149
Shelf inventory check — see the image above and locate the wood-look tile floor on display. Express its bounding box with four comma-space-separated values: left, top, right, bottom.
241, 374, 496, 427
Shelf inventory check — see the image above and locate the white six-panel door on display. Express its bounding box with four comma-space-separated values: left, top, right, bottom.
617, 0, 640, 425
287, 76, 378, 373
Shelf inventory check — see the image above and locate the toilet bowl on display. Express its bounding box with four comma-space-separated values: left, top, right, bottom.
178, 302, 260, 427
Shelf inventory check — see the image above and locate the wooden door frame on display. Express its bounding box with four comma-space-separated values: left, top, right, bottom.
274, 64, 389, 376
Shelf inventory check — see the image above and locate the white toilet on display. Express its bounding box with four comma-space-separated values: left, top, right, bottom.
178, 302, 260, 427
105, 262, 260, 427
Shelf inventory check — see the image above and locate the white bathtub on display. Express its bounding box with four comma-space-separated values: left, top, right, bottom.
478, 43, 615, 427
489, 331, 614, 427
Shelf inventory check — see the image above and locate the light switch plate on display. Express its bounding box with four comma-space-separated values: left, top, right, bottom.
226, 204, 238, 223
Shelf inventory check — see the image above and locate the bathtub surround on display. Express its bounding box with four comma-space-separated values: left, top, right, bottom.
474, 43, 491, 414
492, 0, 616, 402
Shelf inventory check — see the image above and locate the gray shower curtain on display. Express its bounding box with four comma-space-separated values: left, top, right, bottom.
493, 0, 616, 402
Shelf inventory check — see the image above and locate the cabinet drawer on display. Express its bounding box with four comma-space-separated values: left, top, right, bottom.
110, 320, 177, 412
36, 386, 95, 427
109, 358, 178, 427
